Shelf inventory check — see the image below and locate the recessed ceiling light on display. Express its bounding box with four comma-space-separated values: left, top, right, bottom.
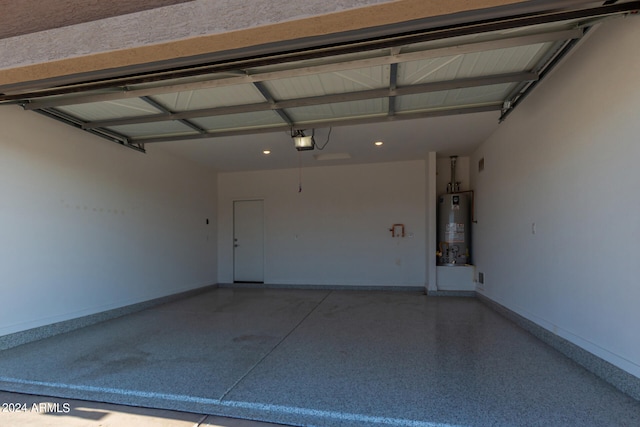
263, 150, 271, 155
374, 141, 384, 146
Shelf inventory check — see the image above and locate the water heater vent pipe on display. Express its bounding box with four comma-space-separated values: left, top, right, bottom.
447, 155, 460, 194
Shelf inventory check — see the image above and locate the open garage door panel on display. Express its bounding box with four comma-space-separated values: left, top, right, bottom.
0, 2, 638, 152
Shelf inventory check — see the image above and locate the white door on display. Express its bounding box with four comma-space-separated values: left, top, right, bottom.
233, 200, 264, 283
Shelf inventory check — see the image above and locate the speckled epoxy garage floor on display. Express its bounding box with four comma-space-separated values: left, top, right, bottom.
0, 288, 638, 426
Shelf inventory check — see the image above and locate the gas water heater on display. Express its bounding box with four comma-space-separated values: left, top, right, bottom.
437, 156, 471, 266
438, 193, 470, 265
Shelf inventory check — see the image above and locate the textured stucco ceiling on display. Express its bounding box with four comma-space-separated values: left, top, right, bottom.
0, 0, 193, 40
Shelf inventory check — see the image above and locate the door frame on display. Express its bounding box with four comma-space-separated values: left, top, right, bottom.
232, 199, 265, 283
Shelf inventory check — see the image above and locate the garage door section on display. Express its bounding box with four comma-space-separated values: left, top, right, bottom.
1, 2, 638, 153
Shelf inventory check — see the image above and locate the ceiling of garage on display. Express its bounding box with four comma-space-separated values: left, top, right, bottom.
1, 1, 638, 171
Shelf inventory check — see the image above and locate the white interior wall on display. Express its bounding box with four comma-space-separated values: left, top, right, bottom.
0, 106, 218, 336
218, 161, 426, 286
470, 17, 640, 378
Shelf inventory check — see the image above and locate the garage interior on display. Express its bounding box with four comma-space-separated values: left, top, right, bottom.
1, 1, 639, 426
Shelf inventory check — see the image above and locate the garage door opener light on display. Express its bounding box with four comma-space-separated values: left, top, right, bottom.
292, 129, 315, 151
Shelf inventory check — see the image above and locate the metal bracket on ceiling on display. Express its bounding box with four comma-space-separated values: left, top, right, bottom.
126, 140, 146, 153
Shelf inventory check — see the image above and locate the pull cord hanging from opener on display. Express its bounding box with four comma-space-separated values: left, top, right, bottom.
292, 127, 333, 193
298, 149, 303, 193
